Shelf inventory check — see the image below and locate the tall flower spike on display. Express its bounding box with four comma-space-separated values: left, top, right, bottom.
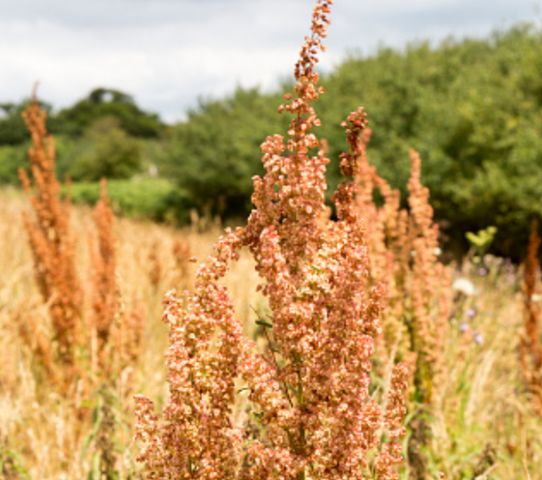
90, 178, 118, 370
520, 220, 542, 415
134, 229, 245, 479
247, 0, 334, 273
241, 30, 407, 475
407, 150, 451, 405
19, 98, 83, 377
136, 1, 408, 478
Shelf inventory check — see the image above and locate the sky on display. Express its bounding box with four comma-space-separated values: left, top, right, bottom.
0, 0, 540, 122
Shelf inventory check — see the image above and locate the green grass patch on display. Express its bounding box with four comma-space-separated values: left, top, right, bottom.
67, 178, 189, 223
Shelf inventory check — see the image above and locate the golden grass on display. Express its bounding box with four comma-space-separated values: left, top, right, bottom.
1, 187, 541, 478
0, 188, 260, 479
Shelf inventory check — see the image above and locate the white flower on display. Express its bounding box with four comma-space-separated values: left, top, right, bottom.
453, 277, 476, 296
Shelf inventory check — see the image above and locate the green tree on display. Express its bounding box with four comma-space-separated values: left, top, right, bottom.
163, 23, 542, 257
54, 88, 164, 138
163, 87, 286, 216
69, 117, 142, 181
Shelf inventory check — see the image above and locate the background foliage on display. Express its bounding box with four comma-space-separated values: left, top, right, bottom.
2, 24, 542, 257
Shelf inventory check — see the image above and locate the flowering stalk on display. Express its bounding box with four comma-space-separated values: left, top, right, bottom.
351, 131, 451, 405
406, 151, 452, 405
135, 1, 408, 478
520, 220, 542, 415
135, 230, 245, 479
90, 179, 118, 369
19, 98, 83, 376
350, 133, 451, 477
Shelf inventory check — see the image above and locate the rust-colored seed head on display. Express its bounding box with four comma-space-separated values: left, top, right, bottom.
135, 1, 409, 478
148, 241, 162, 289
20, 99, 83, 376
90, 179, 118, 367
172, 238, 191, 289
520, 220, 542, 415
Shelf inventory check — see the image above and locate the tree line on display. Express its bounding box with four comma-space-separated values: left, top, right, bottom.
2, 23, 542, 258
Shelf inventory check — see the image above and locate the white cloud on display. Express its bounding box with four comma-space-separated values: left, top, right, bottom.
0, 0, 539, 121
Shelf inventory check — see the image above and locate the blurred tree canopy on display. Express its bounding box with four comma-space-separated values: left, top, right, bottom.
0, 100, 53, 145
53, 88, 164, 138
67, 117, 143, 181
2, 24, 542, 257
161, 87, 288, 217
0, 88, 161, 184
163, 23, 542, 258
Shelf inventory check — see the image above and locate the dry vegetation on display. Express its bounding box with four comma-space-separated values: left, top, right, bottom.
1, 186, 541, 478
0, 188, 260, 479
2, 0, 542, 478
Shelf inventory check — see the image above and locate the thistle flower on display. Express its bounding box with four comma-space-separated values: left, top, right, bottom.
453, 278, 476, 297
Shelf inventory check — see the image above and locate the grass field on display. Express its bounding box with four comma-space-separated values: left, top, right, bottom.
3, 1, 542, 478
0, 188, 541, 479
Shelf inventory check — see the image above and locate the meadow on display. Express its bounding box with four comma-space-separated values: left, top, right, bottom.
2, 0, 542, 479
2, 176, 541, 479
0, 188, 262, 478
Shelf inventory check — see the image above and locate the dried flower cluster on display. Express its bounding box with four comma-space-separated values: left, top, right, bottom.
520, 220, 542, 415
19, 99, 83, 377
172, 239, 192, 290
89, 179, 145, 382
148, 241, 163, 290
90, 179, 118, 368
404, 151, 452, 404
135, 1, 409, 478
135, 231, 244, 479
345, 125, 452, 475
350, 128, 452, 405
20, 100, 144, 392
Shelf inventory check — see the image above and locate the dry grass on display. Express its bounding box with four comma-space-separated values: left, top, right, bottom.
0, 185, 541, 478
0, 189, 260, 479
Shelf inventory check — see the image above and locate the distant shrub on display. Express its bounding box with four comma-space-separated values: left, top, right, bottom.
54, 87, 164, 138
0, 135, 77, 184
68, 178, 184, 222
67, 117, 143, 181
0, 145, 25, 184
163, 87, 286, 217
163, 23, 542, 258
0, 102, 29, 145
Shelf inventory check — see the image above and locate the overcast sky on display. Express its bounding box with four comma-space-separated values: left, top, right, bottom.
1, 0, 540, 121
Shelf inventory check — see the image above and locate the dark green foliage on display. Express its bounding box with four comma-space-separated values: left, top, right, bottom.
67, 117, 143, 181
54, 88, 164, 138
163, 87, 288, 217
0, 100, 53, 145
0, 103, 27, 145
2, 24, 541, 257
0, 134, 76, 185
164, 23, 542, 257
0, 145, 26, 184
0, 90, 162, 185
